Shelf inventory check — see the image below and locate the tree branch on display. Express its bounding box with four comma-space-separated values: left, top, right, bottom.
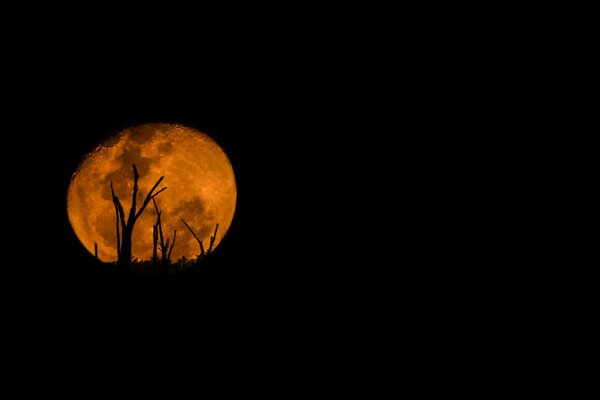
111, 181, 125, 254
127, 164, 140, 226
200, 239, 205, 257
153, 198, 165, 249
207, 224, 219, 254
135, 177, 166, 220
168, 229, 177, 262
181, 218, 204, 256
149, 187, 167, 200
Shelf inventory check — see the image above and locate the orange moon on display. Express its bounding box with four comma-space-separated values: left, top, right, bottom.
67, 123, 237, 264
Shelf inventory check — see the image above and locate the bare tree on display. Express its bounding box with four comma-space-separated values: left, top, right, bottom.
152, 198, 176, 275
110, 164, 167, 273
181, 219, 218, 262
152, 224, 159, 274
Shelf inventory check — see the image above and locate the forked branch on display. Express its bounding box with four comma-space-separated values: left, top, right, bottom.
109, 164, 167, 272
135, 175, 166, 220
153, 198, 177, 270
181, 219, 219, 260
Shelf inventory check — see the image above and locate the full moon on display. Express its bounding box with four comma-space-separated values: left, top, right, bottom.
67, 123, 237, 267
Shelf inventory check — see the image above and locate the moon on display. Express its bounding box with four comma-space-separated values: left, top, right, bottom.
67, 123, 237, 267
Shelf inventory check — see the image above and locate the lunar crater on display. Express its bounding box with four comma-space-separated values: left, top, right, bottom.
67, 123, 236, 265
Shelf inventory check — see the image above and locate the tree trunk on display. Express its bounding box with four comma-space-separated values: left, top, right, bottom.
118, 227, 133, 273
110, 164, 167, 274
153, 225, 159, 275
161, 254, 168, 275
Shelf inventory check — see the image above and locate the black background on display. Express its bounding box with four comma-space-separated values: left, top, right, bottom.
0, 8, 545, 388
3, 43, 482, 327
0, 16, 408, 377
2, 18, 458, 346
6, 62, 375, 325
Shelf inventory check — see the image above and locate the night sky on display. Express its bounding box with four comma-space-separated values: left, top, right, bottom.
0, 11, 521, 381
8, 71, 355, 319
5, 46, 407, 335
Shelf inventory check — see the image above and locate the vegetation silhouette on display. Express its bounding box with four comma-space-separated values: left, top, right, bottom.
110, 164, 166, 274
104, 256, 201, 277
102, 163, 220, 276
181, 219, 219, 261
152, 198, 176, 276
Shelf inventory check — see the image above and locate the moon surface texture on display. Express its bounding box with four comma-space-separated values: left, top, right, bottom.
67, 123, 236, 264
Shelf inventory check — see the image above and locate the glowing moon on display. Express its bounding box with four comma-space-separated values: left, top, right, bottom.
67, 123, 236, 266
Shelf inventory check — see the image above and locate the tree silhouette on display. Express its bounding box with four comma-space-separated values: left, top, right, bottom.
152, 198, 176, 275
181, 219, 218, 262
110, 164, 167, 273
152, 223, 159, 274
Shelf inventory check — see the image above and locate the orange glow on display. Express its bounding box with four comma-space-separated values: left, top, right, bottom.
67, 123, 236, 263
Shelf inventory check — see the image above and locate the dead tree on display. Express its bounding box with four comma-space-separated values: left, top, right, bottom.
152, 198, 176, 275
181, 219, 218, 262
110, 164, 167, 273
152, 224, 159, 274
